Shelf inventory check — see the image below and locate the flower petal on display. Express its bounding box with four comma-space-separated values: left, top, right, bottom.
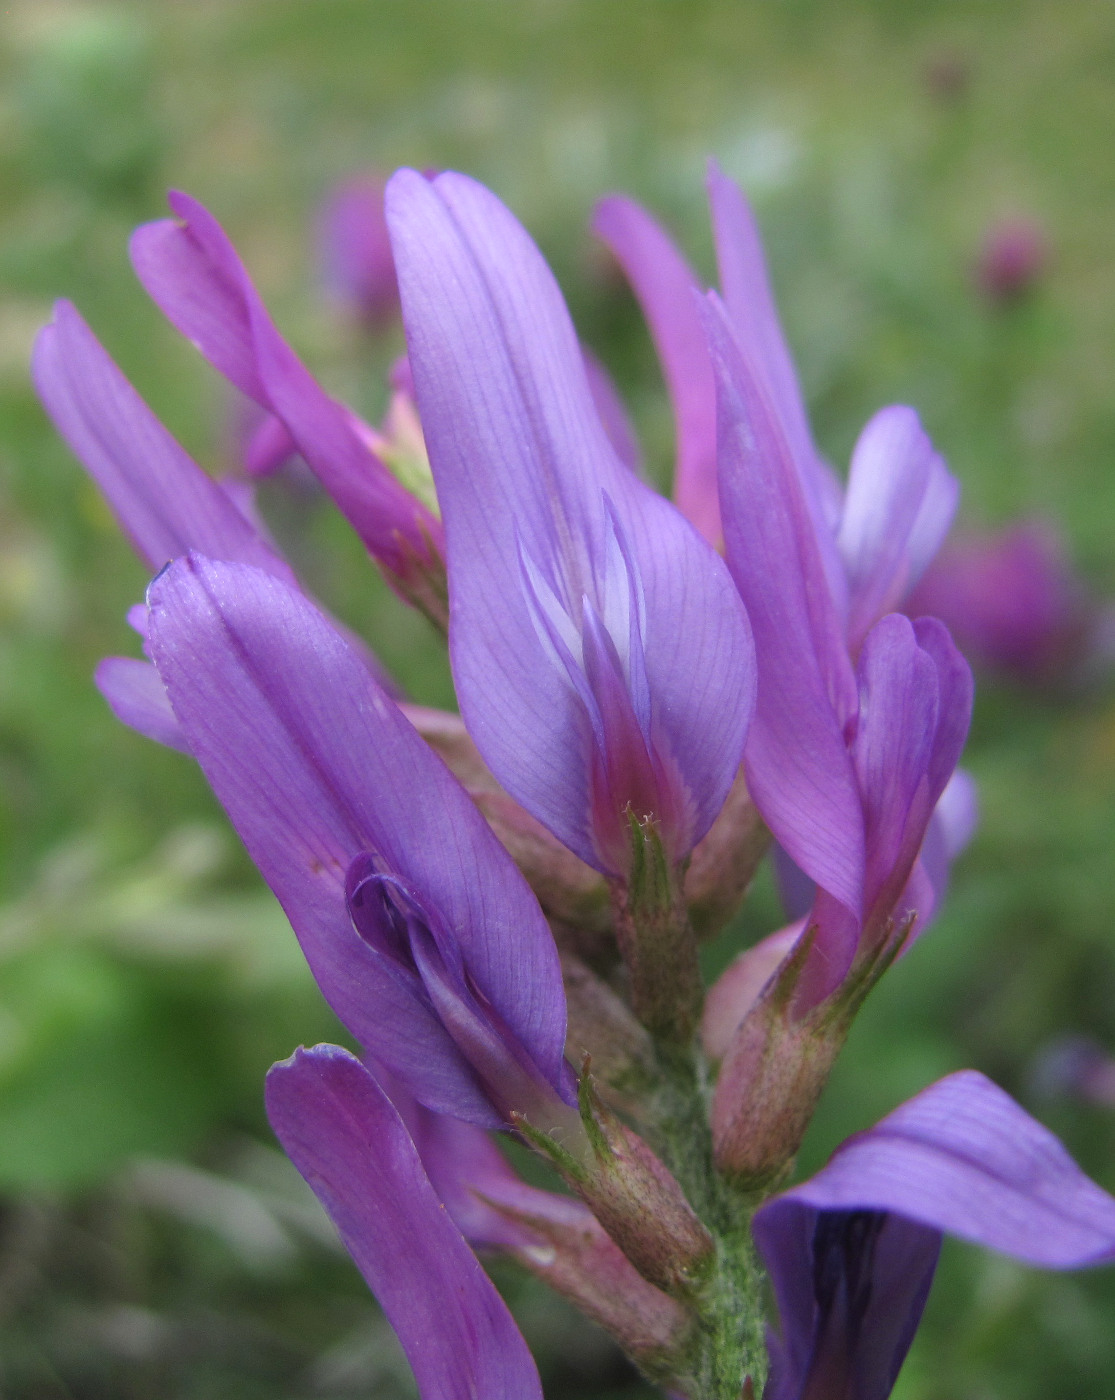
266, 1045, 542, 1400
31, 301, 294, 582
95, 656, 188, 752
851, 614, 940, 919
130, 194, 442, 583
582, 345, 643, 476
755, 1203, 940, 1400
147, 555, 568, 1124
592, 194, 719, 542
706, 294, 863, 915
706, 161, 847, 610
758, 1070, 1115, 1269
388, 169, 753, 871
838, 406, 957, 653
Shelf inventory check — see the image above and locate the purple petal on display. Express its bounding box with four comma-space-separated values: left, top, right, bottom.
706, 163, 812, 490
838, 406, 957, 653
130, 194, 442, 583
31, 301, 294, 582
755, 1204, 940, 1400
388, 169, 753, 873
266, 1046, 542, 1400
592, 194, 719, 542
707, 295, 863, 915
910, 616, 973, 805
581, 345, 643, 476
147, 555, 568, 1125
706, 161, 847, 612
758, 1070, 1115, 1269
95, 656, 189, 752
851, 614, 940, 922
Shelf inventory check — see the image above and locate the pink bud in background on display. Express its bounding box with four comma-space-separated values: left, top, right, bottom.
318, 173, 399, 328
974, 216, 1049, 304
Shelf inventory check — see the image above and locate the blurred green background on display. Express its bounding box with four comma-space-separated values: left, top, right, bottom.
3, 0, 1115, 1395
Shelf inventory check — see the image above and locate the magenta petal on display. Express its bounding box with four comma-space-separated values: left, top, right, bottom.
838, 406, 957, 653
130, 194, 442, 580
147, 555, 568, 1124
31, 302, 294, 582
707, 295, 863, 915
592, 194, 719, 543
388, 169, 753, 873
95, 656, 188, 752
266, 1046, 542, 1400
759, 1071, 1115, 1269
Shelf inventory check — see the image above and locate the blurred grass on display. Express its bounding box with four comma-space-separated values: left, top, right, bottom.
3, 0, 1115, 1395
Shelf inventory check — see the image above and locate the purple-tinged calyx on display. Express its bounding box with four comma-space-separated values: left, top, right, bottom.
129, 192, 448, 627
753, 1071, 1115, 1400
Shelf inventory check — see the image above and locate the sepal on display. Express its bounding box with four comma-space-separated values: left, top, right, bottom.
611, 813, 702, 1043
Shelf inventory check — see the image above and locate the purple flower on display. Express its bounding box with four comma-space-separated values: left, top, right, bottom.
906, 520, 1108, 684
385, 168, 755, 879
317, 173, 399, 327
706, 299, 972, 1011
753, 1071, 1115, 1400
267, 1045, 543, 1400
129, 193, 447, 624
146, 553, 575, 1135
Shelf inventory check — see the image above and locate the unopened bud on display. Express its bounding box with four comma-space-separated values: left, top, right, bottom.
710, 919, 909, 1188
572, 1075, 714, 1298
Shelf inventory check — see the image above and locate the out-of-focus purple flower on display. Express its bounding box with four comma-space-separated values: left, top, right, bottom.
975, 216, 1049, 304
1031, 1035, 1115, 1110
147, 554, 575, 1135
317, 173, 399, 327
267, 1045, 543, 1400
753, 1071, 1115, 1400
906, 521, 1107, 684
386, 169, 755, 881
129, 193, 447, 625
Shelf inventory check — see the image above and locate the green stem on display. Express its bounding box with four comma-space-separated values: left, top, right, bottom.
648, 1043, 770, 1399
